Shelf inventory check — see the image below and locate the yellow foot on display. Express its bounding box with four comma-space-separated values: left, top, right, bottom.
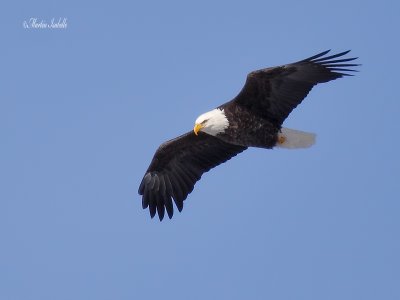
278, 135, 286, 145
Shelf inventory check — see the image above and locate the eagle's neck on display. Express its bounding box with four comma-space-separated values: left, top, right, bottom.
195, 108, 229, 136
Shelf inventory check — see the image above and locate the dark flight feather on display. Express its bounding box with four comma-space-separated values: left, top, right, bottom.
138, 132, 246, 220
233, 50, 359, 125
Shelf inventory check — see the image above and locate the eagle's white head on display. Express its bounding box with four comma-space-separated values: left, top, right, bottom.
194, 108, 229, 136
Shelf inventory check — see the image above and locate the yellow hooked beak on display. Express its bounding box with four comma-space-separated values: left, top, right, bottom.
193, 123, 204, 136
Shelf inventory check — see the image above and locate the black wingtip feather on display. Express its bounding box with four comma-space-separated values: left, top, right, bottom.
311, 50, 351, 62
156, 194, 165, 221
330, 68, 359, 73
175, 197, 184, 212
149, 195, 156, 219
164, 195, 174, 219
304, 50, 359, 76
300, 50, 359, 71
302, 49, 331, 61
319, 57, 358, 64
142, 197, 149, 209
324, 63, 359, 67
138, 173, 151, 195
143, 186, 150, 208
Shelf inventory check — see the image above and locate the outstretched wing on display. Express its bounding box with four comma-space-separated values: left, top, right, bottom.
138, 132, 247, 221
232, 50, 359, 125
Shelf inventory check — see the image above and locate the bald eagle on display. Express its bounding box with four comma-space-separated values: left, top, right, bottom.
139, 50, 358, 220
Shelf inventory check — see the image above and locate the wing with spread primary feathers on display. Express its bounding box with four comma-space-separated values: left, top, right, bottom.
138, 132, 247, 220
233, 50, 359, 125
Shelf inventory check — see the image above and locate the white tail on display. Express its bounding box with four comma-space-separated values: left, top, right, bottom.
276, 127, 316, 149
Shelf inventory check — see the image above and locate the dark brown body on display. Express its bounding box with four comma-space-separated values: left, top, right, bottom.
218, 102, 279, 149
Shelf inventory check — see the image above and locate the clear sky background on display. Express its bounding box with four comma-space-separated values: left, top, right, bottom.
1, 1, 399, 299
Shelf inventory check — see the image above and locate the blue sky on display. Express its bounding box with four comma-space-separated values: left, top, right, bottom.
1, 0, 399, 299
